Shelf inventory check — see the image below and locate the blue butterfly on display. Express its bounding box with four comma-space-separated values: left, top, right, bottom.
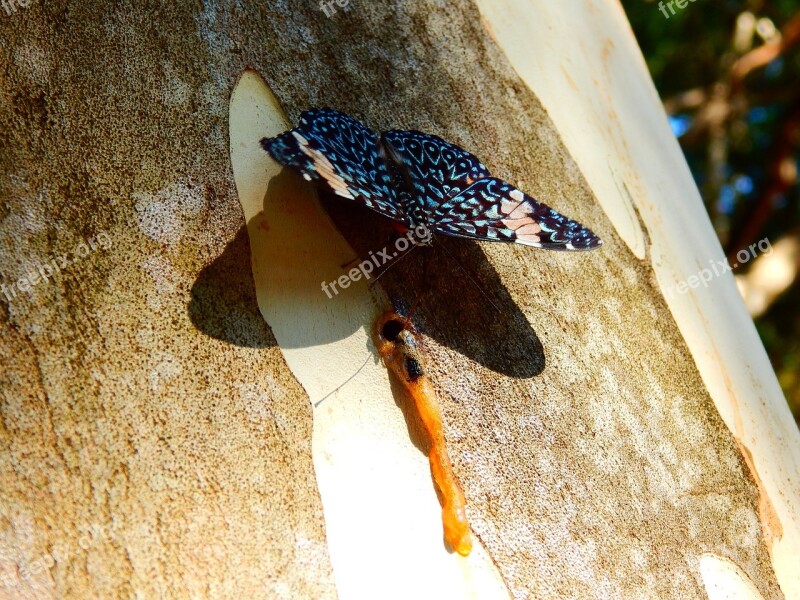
261, 109, 602, 251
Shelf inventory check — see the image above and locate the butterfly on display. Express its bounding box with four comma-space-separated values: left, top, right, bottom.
261, 108, 602, 251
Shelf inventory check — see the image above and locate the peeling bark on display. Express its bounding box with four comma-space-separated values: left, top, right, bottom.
0, 1, 797, 599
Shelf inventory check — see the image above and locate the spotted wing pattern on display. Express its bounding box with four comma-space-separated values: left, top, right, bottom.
261, 109, 409, 225
381, 129, 490, 212
431, 177, 602, 250
261, 108, 602, 251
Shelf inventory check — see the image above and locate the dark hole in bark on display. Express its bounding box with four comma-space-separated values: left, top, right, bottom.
382, 318, 405, 342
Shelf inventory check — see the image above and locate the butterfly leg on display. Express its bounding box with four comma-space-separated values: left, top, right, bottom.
340, 255, 360, 269
367, 236, 421, 289
341, 226, 405, 269
340, 223, 404, 269
401, 245, 434, 324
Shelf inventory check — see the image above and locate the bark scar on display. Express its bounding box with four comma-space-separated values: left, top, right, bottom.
373, 311, 472, 556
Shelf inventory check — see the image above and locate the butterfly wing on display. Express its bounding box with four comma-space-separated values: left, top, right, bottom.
261, 109, 409, 225
381, 130, 490, 212
431, 177, 602, 250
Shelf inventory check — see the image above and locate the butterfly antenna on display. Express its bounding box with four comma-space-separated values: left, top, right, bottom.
313, 354, 371, 407
403, 294, 423, 329
433, 237, 501, 313
368, 242, 419, 288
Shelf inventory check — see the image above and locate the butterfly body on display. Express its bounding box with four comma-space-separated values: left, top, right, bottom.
261, 109, 602, 251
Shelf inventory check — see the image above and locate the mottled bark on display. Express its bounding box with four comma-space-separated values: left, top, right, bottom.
0, 1, 797, 599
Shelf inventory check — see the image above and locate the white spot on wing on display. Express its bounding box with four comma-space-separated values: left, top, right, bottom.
293, 131, 355, 199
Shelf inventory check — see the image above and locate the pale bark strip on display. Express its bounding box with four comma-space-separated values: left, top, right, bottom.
475, 0, 800, 596
0, 0, 794, 598
230, 70, 511, 598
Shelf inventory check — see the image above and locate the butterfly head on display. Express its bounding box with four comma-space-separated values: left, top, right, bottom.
409, 221, 434, 246
406, 203, 434, 246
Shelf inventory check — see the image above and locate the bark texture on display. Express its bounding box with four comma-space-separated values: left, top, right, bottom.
0, 1, 794, 599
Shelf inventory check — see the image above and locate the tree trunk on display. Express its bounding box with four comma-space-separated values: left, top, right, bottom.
1, 1, 798, 599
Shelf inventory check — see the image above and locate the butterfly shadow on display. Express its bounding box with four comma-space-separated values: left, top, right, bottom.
186, 182, 545, 378
321, 197, 545, 379
188, 224, 278, 348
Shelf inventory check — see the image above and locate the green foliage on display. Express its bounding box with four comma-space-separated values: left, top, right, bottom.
623, 0, 800, 422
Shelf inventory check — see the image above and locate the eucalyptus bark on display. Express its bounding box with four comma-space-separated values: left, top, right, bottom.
1, 1, 797, 599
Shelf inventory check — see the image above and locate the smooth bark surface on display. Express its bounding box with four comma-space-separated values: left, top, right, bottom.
0, 1, 797, 599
